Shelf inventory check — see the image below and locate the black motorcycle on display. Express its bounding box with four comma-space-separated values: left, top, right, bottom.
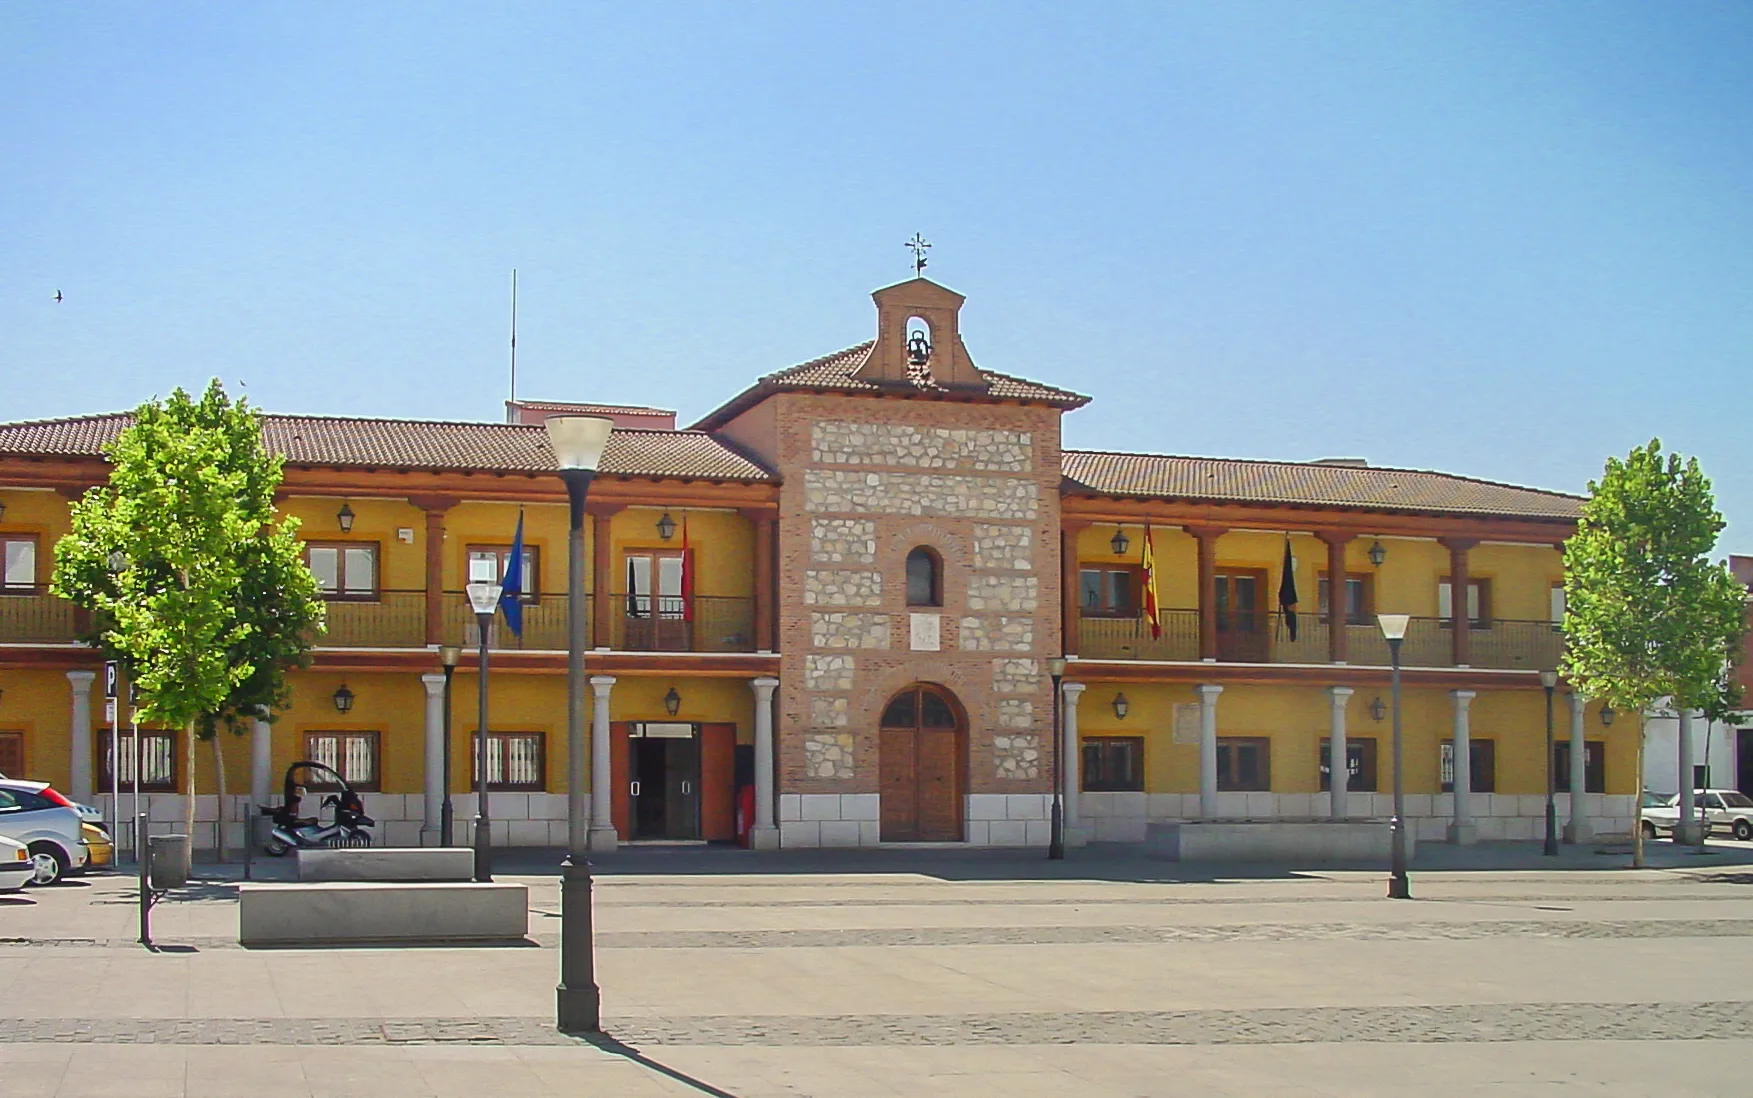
259, 761, 375, 856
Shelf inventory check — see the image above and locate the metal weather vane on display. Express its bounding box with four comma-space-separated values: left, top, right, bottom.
905, 233, 931, 277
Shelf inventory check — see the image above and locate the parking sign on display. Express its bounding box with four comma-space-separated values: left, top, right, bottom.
105, 660, 120, 700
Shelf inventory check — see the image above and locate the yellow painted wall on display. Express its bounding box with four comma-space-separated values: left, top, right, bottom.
0, 487, 75, 557
280, 496, 427, 591
1074, 681, 1636, 796
0, 669, 73, 783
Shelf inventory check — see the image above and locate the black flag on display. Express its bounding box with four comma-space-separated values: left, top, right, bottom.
1278, 536, 1299, 640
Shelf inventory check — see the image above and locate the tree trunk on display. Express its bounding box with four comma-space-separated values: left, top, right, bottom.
184, 718, 198, 851
1632, 713, 1646, 869
211, 734, 228, 863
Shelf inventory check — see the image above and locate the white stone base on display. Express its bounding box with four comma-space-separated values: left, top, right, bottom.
1147, 819, 1409, 862
964, 794, 1053, 847
778, 793, 880, 848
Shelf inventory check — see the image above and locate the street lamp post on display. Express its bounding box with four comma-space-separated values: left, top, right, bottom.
1377, 613, 1412, 899
1047, 657, 1067, 860
1541, 669, 1559, 856
546, 414, 615, 1035
439, 645, 461, 848
464, 582, 501, 882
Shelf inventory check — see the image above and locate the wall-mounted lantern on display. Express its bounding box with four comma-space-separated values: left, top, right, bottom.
1599, 704, 1616, 727
0, 499, 7, 522
337, 502, 356, 533
1367, 539, 1387, 567
1110, 528, 1131, 557
1111, 692, 1129, 720
1369, 696, 1386, 722
656, 512, 677, 541
663, 687, 682, 716
332, 684, 355, 713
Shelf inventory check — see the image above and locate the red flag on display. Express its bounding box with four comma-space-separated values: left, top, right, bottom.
1142, 524, 1162, 640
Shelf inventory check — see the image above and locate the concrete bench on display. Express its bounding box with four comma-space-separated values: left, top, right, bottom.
239, 882, 529, 946
1147, 819, 1414, 863
294, 847, 475, 882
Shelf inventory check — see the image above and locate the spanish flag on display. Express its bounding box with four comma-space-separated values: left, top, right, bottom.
1142, 524, 1162, 640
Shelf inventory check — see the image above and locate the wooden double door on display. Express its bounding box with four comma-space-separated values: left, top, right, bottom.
879, 684, 966, 842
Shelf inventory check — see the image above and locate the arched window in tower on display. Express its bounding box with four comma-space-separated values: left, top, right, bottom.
905, 316, 932, 368
906, 546, 942, 607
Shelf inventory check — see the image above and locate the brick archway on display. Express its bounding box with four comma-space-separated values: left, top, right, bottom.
878, 682, 966, 842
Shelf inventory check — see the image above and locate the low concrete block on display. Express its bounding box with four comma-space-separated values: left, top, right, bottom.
1146, 819, 1415, 863
239, 881, 528, 946
294, 847, 475, 883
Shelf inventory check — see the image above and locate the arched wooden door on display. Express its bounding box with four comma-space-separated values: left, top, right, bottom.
879, 683, 965, 842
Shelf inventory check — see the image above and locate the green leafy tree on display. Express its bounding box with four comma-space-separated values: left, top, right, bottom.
51, 381, 325, 853
1561, 439, 1747, 864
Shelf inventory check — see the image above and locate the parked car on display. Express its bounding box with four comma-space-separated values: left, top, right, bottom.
0, 835, 35, 893
81, 822, 114, 868
1641, 789, 1753, 840
0, 779, 91, 885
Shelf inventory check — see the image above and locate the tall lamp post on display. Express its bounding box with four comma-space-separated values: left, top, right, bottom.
546, 414, 615, 1035
1541, 669, 1559, 856
465, 582, 501, 882
1377, 613, 1412, 899
438, 645, 461, 847
1047, 657, 1067, 860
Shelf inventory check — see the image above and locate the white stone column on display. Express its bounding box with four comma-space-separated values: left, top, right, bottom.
1061, 682, 1087, 833
421, 673, 446, 845
250, 708, 273, 806
1448, 689, 1476, 845
1196, 684, 1222, 818
1327, 686, 1353, 819
66, 671, 96, 804
1565, 691, 1591, 843
1676, 708, 1701, 843
588, 675, 618, 852
749, 677, 780, 850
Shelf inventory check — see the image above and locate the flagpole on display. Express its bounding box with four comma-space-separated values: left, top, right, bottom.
508, 269, 518, 420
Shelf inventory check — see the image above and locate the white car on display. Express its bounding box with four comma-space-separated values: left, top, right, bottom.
0, 835, 35, 892
1641, 789, 1753, 841
0, 779, 91, 885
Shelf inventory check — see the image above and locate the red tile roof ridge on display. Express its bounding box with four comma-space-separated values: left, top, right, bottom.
1062, 447, 1585, 502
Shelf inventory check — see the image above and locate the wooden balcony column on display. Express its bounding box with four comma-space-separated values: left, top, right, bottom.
1060, 519, 1090, 657
1441, 537, 1478, 667
1186, 525, 1228, 661
739, 508, 777, 653
589, 503, 624, 649
1317, 530, 1353, 664
409, 495, 458, 646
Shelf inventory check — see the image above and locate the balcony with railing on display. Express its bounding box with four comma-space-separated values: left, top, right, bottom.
441, 592, 581, 651
608, 594, 757, 653
318, 591, 428, 648
0, 590, 80, 644
1078, 607, 1563, 672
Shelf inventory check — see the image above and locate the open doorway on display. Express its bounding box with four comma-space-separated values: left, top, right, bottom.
611, 721, 736, 841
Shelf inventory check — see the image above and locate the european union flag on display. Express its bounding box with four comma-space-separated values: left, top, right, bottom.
500, 511, 524, 638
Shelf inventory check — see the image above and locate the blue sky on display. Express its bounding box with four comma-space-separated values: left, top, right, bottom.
4, 3, 1750, 543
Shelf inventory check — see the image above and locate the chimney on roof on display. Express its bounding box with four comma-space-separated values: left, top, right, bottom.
505, 400, 676, 431
1311, 458, 1369, 467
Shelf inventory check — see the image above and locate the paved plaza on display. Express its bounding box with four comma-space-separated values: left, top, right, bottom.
5, 842, 1753, 1096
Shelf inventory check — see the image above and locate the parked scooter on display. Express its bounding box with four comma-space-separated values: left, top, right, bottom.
260, 761, 375, 856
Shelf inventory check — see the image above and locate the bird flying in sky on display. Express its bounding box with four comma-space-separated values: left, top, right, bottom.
53, 290, 63, 303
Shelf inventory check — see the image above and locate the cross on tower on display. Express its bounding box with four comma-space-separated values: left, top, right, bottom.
905, 233, 931, 277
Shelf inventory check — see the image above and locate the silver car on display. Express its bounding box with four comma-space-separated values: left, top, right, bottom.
0, 779, 90, 885
0, 835, 35, 892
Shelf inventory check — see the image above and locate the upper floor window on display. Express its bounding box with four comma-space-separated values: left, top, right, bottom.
1550, 583, 1566, 627
1317, 572, 1373, 625
624, 550, 686, 619
2, 535, 37, 594
306, 542, 377, 601
906, 547, 942, 607
1079, 565, 1138, 617
1438, 578, 1491, 628
468, 544, 539, 600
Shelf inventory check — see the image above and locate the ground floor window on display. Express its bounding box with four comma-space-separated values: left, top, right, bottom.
1216, 737, 1271, 792
0, 731, 22, 776
471, 731, 546, 791
1554, 740, 1606, 794
303, 730, 381, 792
97, 729, 177, 792
1320, 738, 1378, 792
1440, 739, 1496, 793
1081, 736, 1144, 792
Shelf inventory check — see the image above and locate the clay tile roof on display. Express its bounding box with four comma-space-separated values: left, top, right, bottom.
508, 400, 674, 417
691, 341, 1089, 430
0, 412, 774, 482
1061, 450, 1583, 520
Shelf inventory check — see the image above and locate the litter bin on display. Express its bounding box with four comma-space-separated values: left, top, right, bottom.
147, 834, 190, 890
